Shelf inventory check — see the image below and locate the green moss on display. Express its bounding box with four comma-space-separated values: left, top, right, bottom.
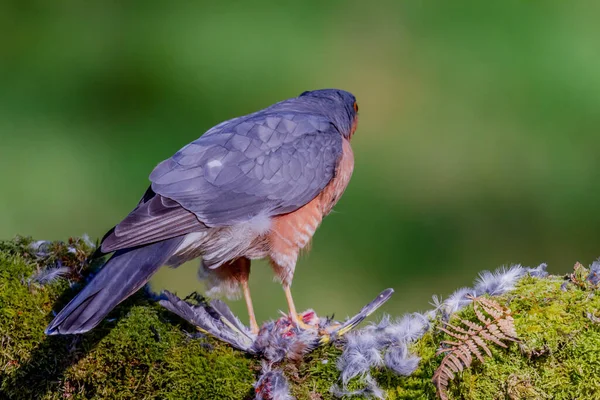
287, 344, 343, 399
0, 238, 257, 399
2, 237, 600, 399
410, 275, 600, 400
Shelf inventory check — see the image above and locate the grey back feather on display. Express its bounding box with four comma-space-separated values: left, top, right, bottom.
151, 110, 343, 227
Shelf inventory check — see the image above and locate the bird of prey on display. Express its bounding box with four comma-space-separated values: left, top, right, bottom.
45, 89, 359, 335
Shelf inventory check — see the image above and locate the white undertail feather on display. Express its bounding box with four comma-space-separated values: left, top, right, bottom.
174, 232, 207, 255
247, 213, 272, 235
174, 213, 273, 269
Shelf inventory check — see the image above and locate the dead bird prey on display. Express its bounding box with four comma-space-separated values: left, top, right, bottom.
159, 289, 394, 357
157, 289, 392, 400
46, 89, 359, 335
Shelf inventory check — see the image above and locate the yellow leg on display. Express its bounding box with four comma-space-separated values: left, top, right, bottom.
242, 280, 259, 334
283, 284, 311, 330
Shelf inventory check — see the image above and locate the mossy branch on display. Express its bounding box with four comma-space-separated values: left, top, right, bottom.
1, 236, 600, 399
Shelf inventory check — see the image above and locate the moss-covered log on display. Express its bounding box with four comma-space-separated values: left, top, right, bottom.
1, 237, 600, 399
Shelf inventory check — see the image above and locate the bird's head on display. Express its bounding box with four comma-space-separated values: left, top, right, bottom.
298, 89, 359, 139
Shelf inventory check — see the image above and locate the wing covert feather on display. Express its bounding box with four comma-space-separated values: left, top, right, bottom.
150, 112, 343, 227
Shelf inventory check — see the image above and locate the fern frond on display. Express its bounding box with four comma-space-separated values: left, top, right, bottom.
432, 297, 519, 400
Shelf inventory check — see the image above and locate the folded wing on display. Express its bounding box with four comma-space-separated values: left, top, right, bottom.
101, 111, 343, 252
150, 112, 343, 227
100, 188, 205, 253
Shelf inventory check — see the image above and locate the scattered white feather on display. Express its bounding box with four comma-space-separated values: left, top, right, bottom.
384, 344, 420, 376
30, 265, 71, 285
336, 312, 428, 395
254, 363, 294, 400
81, 233, 96, 249
29, 240, 51, 257
474, 265, 525, 297
443, 287, 476, 316
527, 263, 548, 278
338, 330, 385, 385
384, 313, 430, 344
587, 260, 600, 286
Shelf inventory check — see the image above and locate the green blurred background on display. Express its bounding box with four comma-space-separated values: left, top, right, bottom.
1, 1, 599, 324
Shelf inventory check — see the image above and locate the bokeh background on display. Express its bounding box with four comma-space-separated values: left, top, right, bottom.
2, 1, 599, 323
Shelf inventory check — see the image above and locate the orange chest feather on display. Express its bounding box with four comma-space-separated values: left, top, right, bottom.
319, 139, 354, 216
269, 139, 354, 253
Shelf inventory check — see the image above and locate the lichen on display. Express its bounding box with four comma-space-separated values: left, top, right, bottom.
1, 237, 600, 399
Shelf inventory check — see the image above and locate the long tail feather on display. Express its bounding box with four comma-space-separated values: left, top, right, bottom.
45, 237, 184, 335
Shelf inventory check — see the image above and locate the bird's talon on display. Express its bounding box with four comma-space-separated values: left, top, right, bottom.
289, 313, 315, 330
296, 319, 313, 331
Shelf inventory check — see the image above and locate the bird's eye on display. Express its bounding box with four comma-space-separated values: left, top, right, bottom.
353, 102, 359, 113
